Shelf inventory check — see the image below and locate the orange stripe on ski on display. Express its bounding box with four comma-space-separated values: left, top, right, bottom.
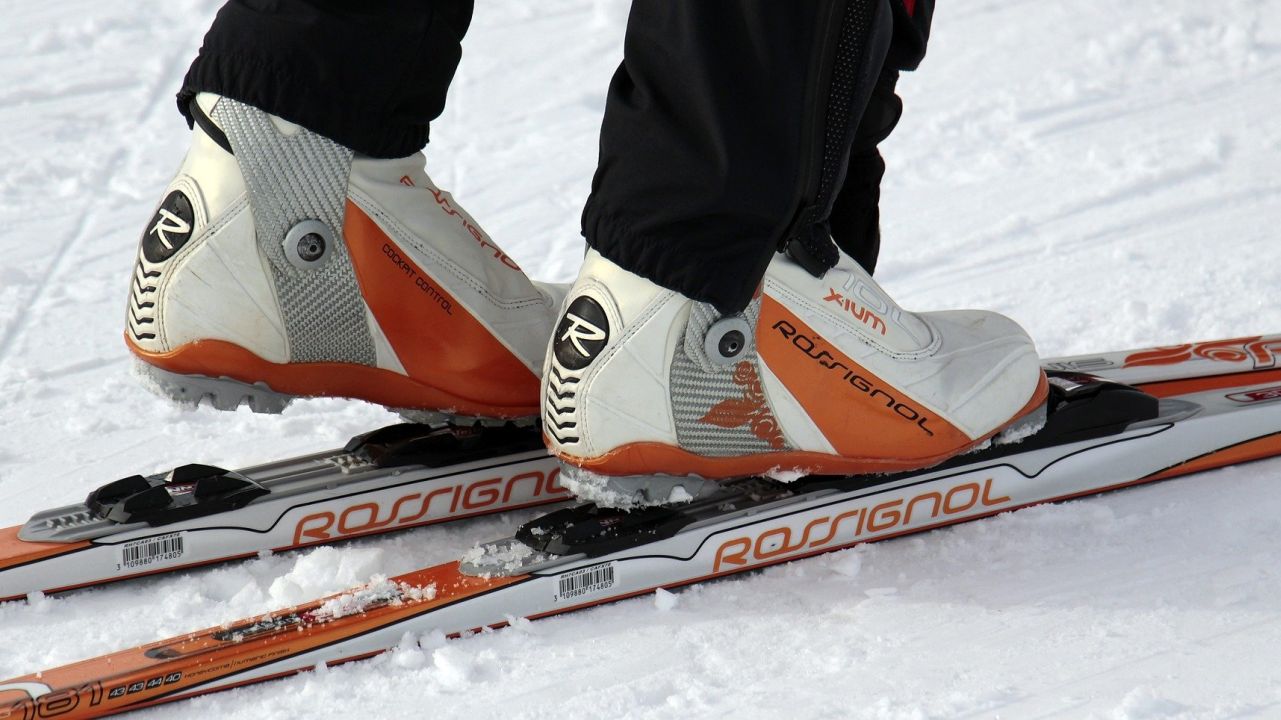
0, 563, 524, 719
1136, 432, 1281, 483
1135, 367, 1281, 399
0, 526, 88, 574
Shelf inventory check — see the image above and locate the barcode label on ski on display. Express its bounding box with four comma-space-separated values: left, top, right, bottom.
120, 533, 185, 569
555, 562, 617, 602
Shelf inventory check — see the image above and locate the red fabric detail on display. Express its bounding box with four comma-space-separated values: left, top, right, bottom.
903, 0, 916, 16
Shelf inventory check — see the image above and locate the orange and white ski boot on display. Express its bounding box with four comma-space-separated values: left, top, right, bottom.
126, 93, 563, 423
542, 248, 1048, 506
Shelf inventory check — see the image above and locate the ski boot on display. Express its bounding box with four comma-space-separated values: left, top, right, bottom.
126, 93, 564, 423
542, 249, 1048, 506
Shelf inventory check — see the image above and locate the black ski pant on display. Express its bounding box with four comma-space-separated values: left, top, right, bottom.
180, 0, 932, 314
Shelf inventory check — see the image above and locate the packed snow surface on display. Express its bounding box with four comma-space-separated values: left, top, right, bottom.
3, 1, 1281, 718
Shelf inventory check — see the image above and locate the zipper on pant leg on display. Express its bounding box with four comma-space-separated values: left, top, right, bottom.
781, 0, 892, 277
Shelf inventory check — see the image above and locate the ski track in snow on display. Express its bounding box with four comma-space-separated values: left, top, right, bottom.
2, 1, 1281, 718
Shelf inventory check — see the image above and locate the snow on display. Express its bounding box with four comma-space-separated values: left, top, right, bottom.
312, 577, 437, 623
654, 588, 679, 612
3, 1, 1281, 718
460, 539, 545, 576
557, 466, 706, 509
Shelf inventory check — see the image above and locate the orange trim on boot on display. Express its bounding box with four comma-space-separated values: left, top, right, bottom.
757, 296, 976, 459
343, 201, 540, 411
556, 370, 1050, 480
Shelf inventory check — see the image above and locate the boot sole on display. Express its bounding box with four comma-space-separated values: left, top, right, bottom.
134, 360, 538, 427
133, 360, 295, 414
127, 334, 540, 426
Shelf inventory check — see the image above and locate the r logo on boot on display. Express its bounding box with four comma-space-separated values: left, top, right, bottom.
554, 296, 609, 370
142, 190, 195, 263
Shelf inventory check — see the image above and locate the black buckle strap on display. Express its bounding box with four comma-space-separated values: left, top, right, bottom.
188, 97, 234, 155
782, 206, 839, 278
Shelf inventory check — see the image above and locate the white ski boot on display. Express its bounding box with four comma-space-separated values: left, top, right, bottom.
543, 249, 1047, 505
126, 93, 563, 422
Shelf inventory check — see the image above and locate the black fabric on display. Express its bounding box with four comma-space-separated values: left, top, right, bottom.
583, 2, 833, 313
830, 68, 901, 273
179, 0, 473, 159
830, 0, 932, 274
782, 0, 893, 280
887, 0, 933, 72
178, 0, 932, 310
584, 0, 932, 313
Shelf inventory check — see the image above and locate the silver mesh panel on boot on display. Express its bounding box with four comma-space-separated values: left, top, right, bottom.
670, 299, 790, 456
212, 99, 375, 365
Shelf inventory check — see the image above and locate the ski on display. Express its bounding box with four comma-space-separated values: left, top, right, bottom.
0, 423, 566, 602
4, 333, 1277, 603
4, 334, 1281, 719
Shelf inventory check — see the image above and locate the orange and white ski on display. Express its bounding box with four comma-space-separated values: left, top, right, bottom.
4, 336, 1281, 719
0, 423, 565, 602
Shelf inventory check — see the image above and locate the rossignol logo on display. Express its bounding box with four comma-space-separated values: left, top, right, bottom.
141, 190, 195, 263
700, 361, 786, 449
291, 468, 566, 545
151, 209, 190, 249
1124, 336, 1281, 370
771, 319, 937, 437
398, 174, 521, 271
561, 313, 605, 356
554, 296, 610, 371
713, 478, 1010, 573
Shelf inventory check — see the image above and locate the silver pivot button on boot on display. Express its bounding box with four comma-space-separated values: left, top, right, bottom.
282, 219, 336, 270
704, 316, 752, 366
